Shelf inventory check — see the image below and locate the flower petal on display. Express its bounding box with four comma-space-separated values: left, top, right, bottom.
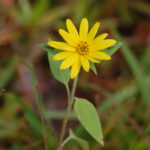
59, 29, 77, 47
80, 56, 90, 72
91, 32, 108, 44
70, 56, 81, 79
60, 53, 77, 70
91, 51, 111, 60
66, 19, 79, 41
88, 22, 100, 41
92, 38, 117, 51
48, 41, 75, 51
79, 18, 88, 41
53, 51, 72, 60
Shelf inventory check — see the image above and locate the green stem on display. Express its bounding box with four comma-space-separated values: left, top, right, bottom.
65, 84, 70, 100
36, 85, 49, 150
58, 76, 78, 150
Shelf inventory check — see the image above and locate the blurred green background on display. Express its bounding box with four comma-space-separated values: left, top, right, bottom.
0, 0, 150, 149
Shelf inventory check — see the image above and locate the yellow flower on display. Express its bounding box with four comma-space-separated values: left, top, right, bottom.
48, 18, 117, 79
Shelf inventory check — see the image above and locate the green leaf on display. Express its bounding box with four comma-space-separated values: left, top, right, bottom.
40, 44, 70, 84
62, 130, 89, 150
101, 42, 122, 56
40, 44, 53, 52
89, 62, 97, 75
74, 98, 104, 145
48, 52, 70, 85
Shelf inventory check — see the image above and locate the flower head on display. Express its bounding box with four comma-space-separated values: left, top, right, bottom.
48, 18, 117, 79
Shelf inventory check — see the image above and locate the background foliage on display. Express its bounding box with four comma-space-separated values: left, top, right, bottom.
0, 0, 150, 149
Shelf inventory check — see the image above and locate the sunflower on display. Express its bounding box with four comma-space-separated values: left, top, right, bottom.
48, 18, 117, 79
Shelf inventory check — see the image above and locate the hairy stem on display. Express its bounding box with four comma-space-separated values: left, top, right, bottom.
58, 76, 78, 150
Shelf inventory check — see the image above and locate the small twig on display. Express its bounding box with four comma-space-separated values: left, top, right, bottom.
36, 84, 49, 150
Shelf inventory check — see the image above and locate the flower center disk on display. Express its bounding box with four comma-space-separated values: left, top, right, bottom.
76, 41, 89, 56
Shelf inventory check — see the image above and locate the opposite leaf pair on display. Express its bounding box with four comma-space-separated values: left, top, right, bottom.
41, 18, 122, 149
